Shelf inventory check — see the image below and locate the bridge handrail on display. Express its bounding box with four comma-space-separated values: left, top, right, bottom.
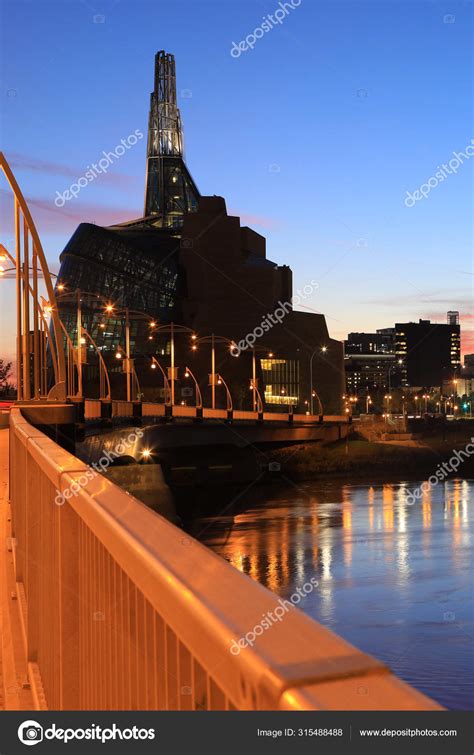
8, 408, 440, 711
103, 400, 350, 424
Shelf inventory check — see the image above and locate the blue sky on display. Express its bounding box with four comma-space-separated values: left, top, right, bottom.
1, 0, 472, 362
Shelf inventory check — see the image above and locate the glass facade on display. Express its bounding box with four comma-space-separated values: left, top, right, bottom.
145, 157, 200, 226
260, 358, 299, 406
56, 222, 181, 358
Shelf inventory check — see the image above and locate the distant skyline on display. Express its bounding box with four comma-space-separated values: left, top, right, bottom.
1, 0, 472, 366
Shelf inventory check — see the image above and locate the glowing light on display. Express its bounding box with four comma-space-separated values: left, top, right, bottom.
115, 352, 122, 359
184, 371, 189, 378
141, 449, 151, 458
105, 304, 114, 313
99, 323, 105, 329
321, 346, 327, 353
149, 321, 157, 328
151, 363, 157, 369
57, 284, 64, 291
191, 334, 197, 340
191, 345, 197, 351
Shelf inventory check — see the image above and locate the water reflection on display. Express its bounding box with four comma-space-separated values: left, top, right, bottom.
195, 479, 473, 710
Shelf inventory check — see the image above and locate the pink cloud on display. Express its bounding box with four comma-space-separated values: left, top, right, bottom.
229, 208, 282, 230
0, 189, 141, 234
7, 152, 139, 189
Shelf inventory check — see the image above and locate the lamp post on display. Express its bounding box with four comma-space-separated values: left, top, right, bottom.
216, 374, 233, 412
248, 344, 276, 412
192, 334, 238, 410
310, 345, 327, 415
149, 323, 196, 406
103, 303, 133, 402
184, 366, 203, 409
388, 358, 403, 393
151, 356, 172, 405
366, 395, 372, 414
48, 287, 114, 399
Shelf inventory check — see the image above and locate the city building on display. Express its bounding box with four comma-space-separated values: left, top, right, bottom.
344, 329, 394, 355
56, 50, 344, 411
464, 354, 474, 367
462, 354, 474, 378
344, 353, 397, 393
344, 329, 400, 394
395, 315, 461, 388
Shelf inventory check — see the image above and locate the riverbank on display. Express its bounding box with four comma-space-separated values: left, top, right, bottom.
266, 434, 474, 481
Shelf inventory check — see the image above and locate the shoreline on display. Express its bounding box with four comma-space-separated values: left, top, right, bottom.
265, 436, 474, 483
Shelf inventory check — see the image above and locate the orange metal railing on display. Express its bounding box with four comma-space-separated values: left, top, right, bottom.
8, 408, 441, 711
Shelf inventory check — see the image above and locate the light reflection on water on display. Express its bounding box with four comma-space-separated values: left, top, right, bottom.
197, 478, 473, 710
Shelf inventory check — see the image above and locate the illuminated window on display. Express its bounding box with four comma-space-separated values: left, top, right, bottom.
261, 358, 299, 406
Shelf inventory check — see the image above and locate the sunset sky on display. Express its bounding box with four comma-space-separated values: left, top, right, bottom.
1, 0, 472, 368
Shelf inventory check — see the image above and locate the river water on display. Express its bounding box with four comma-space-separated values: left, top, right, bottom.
194, 478, 473, 710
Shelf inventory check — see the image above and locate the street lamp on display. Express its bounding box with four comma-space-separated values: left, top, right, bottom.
184, 366, 203, 410
216, 373, 233, 412
310, 345, 327, 415
388, 358, 403, 392
192, 334, 238, 409
150, 356, 172, 406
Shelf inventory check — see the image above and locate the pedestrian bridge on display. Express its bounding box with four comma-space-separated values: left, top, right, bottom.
0, 406, 441, 711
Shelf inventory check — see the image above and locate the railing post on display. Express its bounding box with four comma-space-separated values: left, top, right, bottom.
100, 399, 112, 427
58, 499, 80, 708
133, 400, 142, 422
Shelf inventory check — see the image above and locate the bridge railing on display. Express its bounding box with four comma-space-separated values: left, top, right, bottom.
84, 399, 102, 420
104, 400, 350, 425
8, 407, 440, 711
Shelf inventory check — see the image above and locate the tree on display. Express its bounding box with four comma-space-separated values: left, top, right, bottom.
0, 359, 13, 395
